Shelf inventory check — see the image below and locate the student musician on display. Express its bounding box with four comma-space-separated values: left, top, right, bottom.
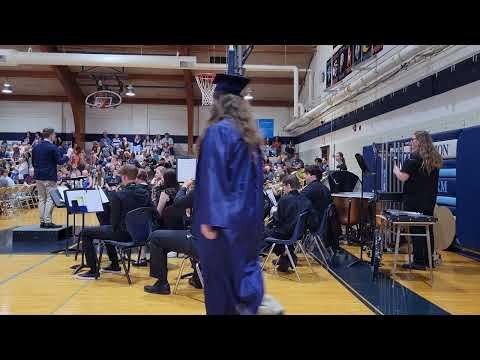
302, 165, 331, 230
262, 175, 313, 273
74, 165, 156, 280
393, 130, 442, 270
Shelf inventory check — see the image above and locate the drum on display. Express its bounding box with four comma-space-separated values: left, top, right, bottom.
433, 205, 456, 251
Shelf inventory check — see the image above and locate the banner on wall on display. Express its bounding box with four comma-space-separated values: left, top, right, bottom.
257, 119, 274, 139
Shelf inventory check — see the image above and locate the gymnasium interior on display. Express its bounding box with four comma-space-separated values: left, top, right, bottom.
0, 44, 479, 316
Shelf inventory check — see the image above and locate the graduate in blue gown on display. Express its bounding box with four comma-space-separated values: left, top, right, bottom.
193, 73, 265, 315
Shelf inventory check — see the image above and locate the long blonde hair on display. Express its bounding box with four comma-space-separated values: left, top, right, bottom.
201, 93, 263, 148
414, 130, 443, 174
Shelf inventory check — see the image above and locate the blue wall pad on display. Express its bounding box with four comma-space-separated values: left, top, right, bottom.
436, 196, 456, 207
456, 125, 480, 250
439, 168, 456, 178
438, 178, 456, 197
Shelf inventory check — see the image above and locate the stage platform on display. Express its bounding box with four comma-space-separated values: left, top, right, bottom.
0, 225, 74, 254
12, 224, 71, 242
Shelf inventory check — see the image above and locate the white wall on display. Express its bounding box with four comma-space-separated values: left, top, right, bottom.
298, 79, 480, 177
0, 101, 293, 140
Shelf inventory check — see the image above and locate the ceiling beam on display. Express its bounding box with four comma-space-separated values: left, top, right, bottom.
40, 45, 86, 146
0, 70, 293, 85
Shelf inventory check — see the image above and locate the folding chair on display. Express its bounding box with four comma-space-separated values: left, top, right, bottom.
261, 211, 314, 281
173, 234, 204, 294
299, 204, 337, 269
96, 207, 155, 285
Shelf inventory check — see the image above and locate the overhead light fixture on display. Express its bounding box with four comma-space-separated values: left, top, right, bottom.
125, 84, 135, 97
2, 80, 13, 94
244, 90, 253, 101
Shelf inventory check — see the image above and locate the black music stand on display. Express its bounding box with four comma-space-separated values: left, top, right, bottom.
346, 153, 375, 268
63, 189, 104, 274
48, 188, 79, 256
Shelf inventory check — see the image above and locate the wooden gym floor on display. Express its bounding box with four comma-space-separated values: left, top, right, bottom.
2, 208, 480, 315
0, 209, 372, 315
344, 245, 480, 315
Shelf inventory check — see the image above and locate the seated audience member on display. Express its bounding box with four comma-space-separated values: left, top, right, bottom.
0, 167, 15, 187
104, 169, 122, 190
132, 134, 143, 154
23, 131, 32, 145
160, 133, 174, 156
70, 146, 82, 168
144, 178, 201, 295
143, 136, 153, 151
111, 134, 122, 153
17, 156, 30, 184
121, 137, 130, 153
12, 145, 21, 161
271, 136, 282, 157
285, 140, 295, 159
75, 165, 156, 280
81, 169, 92, 189
127, 151, 141, 168
261, 138, 271, 158
100, 143, 113, 160
262, 175, 313, 272
100, 131, 112, 147
291, 153, 304, 169
0, 146, 7, 159
301, 165, 331, 230
335, 152, 347, 171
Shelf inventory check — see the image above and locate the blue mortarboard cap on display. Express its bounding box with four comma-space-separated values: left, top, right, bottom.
213, 73, 250, 96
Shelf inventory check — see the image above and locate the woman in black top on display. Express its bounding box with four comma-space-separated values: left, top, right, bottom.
394, 130, 443, 269
335, 152, 347, 171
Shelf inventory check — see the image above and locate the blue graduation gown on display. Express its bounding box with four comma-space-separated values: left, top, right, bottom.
193, 118, 265, 315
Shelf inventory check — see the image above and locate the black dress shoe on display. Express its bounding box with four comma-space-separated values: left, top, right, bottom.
40, 223, 46, 228
131, 259, 149, 267
401, 263, 427, 271
144, 281, 171, 295
44, 223, 62, 229
189, 275, 203, 289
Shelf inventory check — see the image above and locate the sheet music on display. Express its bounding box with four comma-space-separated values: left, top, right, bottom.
57, 186, 68, 201
85, 190, 104, 213
266, 189, 277, 207
66, 190, 86, 208
66, 189, 104, 213
96, 186, 109, 203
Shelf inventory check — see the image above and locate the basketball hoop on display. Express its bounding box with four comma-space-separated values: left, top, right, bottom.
195, 73, 216, 106
85, 90, 122, 109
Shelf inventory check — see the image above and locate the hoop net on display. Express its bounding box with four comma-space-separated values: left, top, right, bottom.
195, 73, 216, 106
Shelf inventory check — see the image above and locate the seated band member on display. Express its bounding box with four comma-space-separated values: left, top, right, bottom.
144, 178, 202, 295
291, 153, 304, 169
393, 130, 442, 270
74, 164, 156, 280
262, 174, 313, 272
302, 165, 331, 230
